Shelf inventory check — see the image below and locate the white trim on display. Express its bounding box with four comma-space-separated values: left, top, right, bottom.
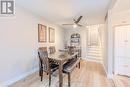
107, 74, 114, 79
102, 63, 114, 79
102, 63, 108, 76
0, 68, 38, 87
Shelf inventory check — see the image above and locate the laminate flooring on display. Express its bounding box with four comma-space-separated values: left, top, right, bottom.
9, 61, 116, 87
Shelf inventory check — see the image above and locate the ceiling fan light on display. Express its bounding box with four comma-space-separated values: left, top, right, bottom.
73, 24, 77, 28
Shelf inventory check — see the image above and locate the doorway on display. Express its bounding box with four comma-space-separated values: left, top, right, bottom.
86, 25, 102, 61
87, 25, 100, 47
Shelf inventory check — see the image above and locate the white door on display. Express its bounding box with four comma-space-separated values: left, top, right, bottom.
115, 25, 130, 76
125, 26, 130, 76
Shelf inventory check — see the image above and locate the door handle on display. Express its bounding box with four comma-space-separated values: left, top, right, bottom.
124, 40, 128, 42
123, 65, 128, 67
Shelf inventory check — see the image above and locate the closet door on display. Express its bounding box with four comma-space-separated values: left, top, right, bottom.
125, 25, 130, 76
115, 26, 126, 75
115, 25, 130, 76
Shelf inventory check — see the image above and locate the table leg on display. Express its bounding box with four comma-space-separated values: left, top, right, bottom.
76, 54, 78, 59
59, 61, 63, 87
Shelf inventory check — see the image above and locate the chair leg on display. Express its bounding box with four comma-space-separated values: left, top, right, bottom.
41, 75, 43, 81
78, 62, 80, 69
39, 69, 43, 81
68, 73, 71, 87
49, 73, 51, 87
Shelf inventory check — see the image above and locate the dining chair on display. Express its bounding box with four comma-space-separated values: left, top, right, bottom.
48, 46, 59, 65
49, 46, 56, 54
68, 46, 76, 55
38, 47, 59, 86
67, 46, 81, 67
63, 55, 80, 87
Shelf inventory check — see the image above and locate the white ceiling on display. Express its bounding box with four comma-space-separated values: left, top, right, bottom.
112, 0, 130, 13
16, 0, 113, 28
112, 10, 130, 26
111, 0, 130, 26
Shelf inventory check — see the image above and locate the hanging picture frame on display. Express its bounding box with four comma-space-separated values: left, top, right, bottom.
38, 24, 47, 42
49, 27, 55, 43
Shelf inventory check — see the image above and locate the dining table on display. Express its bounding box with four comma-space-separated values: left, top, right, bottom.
48, 51, 78, 87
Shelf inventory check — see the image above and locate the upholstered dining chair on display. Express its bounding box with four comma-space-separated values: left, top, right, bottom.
49, 46, 56, 54
68, 46, 76, 55
38, 47, 58, 86
48, 46, 59, 65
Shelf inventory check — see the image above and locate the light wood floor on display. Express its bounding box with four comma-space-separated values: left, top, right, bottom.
9, 61, 120, 87
113, 75, 130, 87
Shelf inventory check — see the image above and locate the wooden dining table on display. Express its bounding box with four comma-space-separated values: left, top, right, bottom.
48, 52, 78, 87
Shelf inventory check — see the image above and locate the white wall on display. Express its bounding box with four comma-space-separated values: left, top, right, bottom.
0, 7, 65, 87
101, 20, 108, 74
88, 25, 101, 46
98, 23, 108, 70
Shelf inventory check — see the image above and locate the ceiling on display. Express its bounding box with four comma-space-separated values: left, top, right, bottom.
111, 0, 130, 26
112, 0, 130, 13
16, 0, 113, 29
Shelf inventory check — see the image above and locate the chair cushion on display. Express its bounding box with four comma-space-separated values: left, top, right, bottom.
50, 63, 59, 72
63, 58, 80, 73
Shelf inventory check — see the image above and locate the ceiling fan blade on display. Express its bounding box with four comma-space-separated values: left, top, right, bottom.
75, 16, 83, 23
77, 24, 83, 27
62, 24, 73, 25
73, 19, 76, 22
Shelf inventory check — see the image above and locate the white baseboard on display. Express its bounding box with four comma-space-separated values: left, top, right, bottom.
102, 63, 108, 76
107, 74, 114, 79
0, 68, 39, 87
102, 63, 114, 79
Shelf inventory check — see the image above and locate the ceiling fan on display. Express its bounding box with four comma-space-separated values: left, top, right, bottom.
62, 16, 83, 28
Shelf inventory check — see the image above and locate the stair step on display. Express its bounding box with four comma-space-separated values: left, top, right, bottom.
88, 49, 102, 51
87, 54, 101, 58
87, 56, 102, 60
88, 46, 101, 48
87, 58, 102, 62
87, 46, 102, 61
88, 48, 101, 50
87, 51, 101, 53
87, 53, 101, 56
87, 51, 101, 54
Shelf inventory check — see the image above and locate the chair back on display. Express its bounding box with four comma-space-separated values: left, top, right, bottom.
68, 46, 76, 55
49, 46, 56, 54
39, 47, 47, 52
38, 47, 49, 72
